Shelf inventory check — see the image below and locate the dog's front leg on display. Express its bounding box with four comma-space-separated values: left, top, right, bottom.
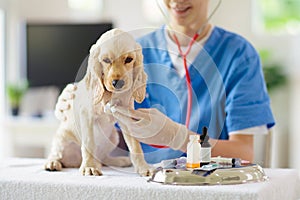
80, 145, 102, 176
44, 125, 69, 171
122, 131, 153, 176
79, 109, 102, 176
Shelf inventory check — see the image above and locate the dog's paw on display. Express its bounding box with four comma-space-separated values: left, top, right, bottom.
44, 160, 62, 171
80, 166, 103, 176
135, 164, 154, 177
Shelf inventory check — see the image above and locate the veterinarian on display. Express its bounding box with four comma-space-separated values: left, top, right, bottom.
56, 0, 275, 164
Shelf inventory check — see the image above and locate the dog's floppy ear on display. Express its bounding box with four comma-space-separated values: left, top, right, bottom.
132, 43, 147, 103
85, 44, 104, 105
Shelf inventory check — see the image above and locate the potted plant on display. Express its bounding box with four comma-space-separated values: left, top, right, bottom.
6, 81, 28, 116
259, 49, 287, 92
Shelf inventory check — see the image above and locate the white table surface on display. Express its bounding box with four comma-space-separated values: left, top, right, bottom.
0, 158, 299, 200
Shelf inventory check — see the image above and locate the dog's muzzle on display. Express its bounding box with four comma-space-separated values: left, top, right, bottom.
112, 79, 125, 89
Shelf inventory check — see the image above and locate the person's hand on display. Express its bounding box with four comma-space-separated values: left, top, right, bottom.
112, 106, 190, 151
54, 83, 77, 121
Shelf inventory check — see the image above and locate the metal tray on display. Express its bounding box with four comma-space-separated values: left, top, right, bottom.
148, 164, 268, 185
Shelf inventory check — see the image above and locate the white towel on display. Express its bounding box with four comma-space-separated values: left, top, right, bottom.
0, 158, 299, 200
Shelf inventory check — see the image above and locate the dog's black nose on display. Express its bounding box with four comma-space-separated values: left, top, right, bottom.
112, 79, 125, 89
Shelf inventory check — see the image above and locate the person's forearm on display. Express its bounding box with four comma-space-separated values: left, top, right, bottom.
179, 131, 254, 162
210, 138, 254, 162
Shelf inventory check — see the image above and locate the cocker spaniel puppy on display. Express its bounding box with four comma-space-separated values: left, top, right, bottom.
44, 28, 152, 176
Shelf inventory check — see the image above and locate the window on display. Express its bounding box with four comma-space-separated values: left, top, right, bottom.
258, 0, 300, 33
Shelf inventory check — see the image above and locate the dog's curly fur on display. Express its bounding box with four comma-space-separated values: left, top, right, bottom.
44, 28, 152, 176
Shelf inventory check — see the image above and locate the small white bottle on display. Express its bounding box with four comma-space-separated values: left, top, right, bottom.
186, 135, 201, 168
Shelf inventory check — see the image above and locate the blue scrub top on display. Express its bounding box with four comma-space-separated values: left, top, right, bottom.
134, 26, 275, 164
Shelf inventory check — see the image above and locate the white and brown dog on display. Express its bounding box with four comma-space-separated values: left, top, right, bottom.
44, 28, 152, 176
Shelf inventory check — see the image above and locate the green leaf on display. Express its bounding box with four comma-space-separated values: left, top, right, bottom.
6, 81, 28, 107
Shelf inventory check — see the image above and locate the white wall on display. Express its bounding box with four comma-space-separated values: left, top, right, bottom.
0, 8, 5, 160
210, 0, 253, 39
287, 37, 300, 173
101, 0, 147, 31
0, 0, 8, 160
0, 0, 7, 9
0, 9, 5, 114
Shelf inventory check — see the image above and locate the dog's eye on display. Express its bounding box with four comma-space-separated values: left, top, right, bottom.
125, 57, 133, 64
103, 58, 111, 64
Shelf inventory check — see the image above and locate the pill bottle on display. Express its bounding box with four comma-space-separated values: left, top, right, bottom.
200, 127, 211, 166
186, 135, 201, 168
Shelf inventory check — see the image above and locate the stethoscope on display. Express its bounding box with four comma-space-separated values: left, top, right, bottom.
157, 0, 222, 129
149, 0, 221, 149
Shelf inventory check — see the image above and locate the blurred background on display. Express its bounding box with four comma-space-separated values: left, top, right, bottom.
0, 0, 299, 175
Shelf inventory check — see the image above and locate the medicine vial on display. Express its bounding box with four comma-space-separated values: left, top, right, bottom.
200, 126, 211, 166
186, 135, 201, 168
